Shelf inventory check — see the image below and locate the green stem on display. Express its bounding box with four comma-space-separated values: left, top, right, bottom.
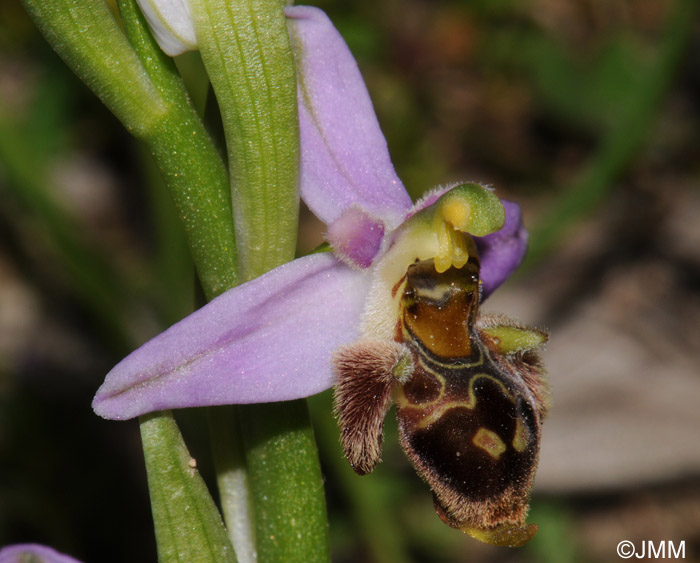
239, 402, 330, 563
115, 3, 241, 561
140, 411, 237, 563
207, 408, 257, 563
191, 0, 299, 282
525, 0, 698, 266
190, 0, 330, 560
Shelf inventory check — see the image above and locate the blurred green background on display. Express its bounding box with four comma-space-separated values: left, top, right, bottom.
1, 0, 699, 561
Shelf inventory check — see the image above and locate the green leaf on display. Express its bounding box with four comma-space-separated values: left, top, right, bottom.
140, 412, 237, 563
118, 0, 238, 299
19, 0, 165, 137
190, 0, 299, 282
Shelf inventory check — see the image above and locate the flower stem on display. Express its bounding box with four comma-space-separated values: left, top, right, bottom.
116, 2, 243, 560
207, 408, 257, 563
190, 0, 330, 560
239, 402, 330, 563
140, 411, 237, 563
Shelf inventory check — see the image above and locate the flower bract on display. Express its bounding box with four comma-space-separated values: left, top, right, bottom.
135, 0, 197, 56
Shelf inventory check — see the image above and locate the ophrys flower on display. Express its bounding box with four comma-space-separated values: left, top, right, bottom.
93, 6, 547, 547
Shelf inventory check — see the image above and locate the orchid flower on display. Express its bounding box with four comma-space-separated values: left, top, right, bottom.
93, 5, 527, 420
0, 544, 82, 563
93, 5, 546, 547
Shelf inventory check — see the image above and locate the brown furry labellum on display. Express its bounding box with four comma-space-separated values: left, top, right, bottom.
332, 258, 549, 547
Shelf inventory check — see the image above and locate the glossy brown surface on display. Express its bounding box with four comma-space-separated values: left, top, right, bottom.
398, 373, 538, 500
400, 260, 479, 359
395, 259, 543, 533
333, 257, 547, 542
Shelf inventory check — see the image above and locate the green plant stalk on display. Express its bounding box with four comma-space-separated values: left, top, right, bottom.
190, 0, 330, 560
239, 402, 330, 563
117, 2, 241, 561
21, 0, 238, 298
21, 0, 241, 560
190, 0, 299, 282
526, 0, 699, 266
140, 411, 237, 563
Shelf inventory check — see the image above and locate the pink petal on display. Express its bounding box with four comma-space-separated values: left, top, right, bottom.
475, 200, 528, 299
0, 545, 82, 563
286, 6, 412, 226
326, 206, 385, 268
93, 253, 369, 420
